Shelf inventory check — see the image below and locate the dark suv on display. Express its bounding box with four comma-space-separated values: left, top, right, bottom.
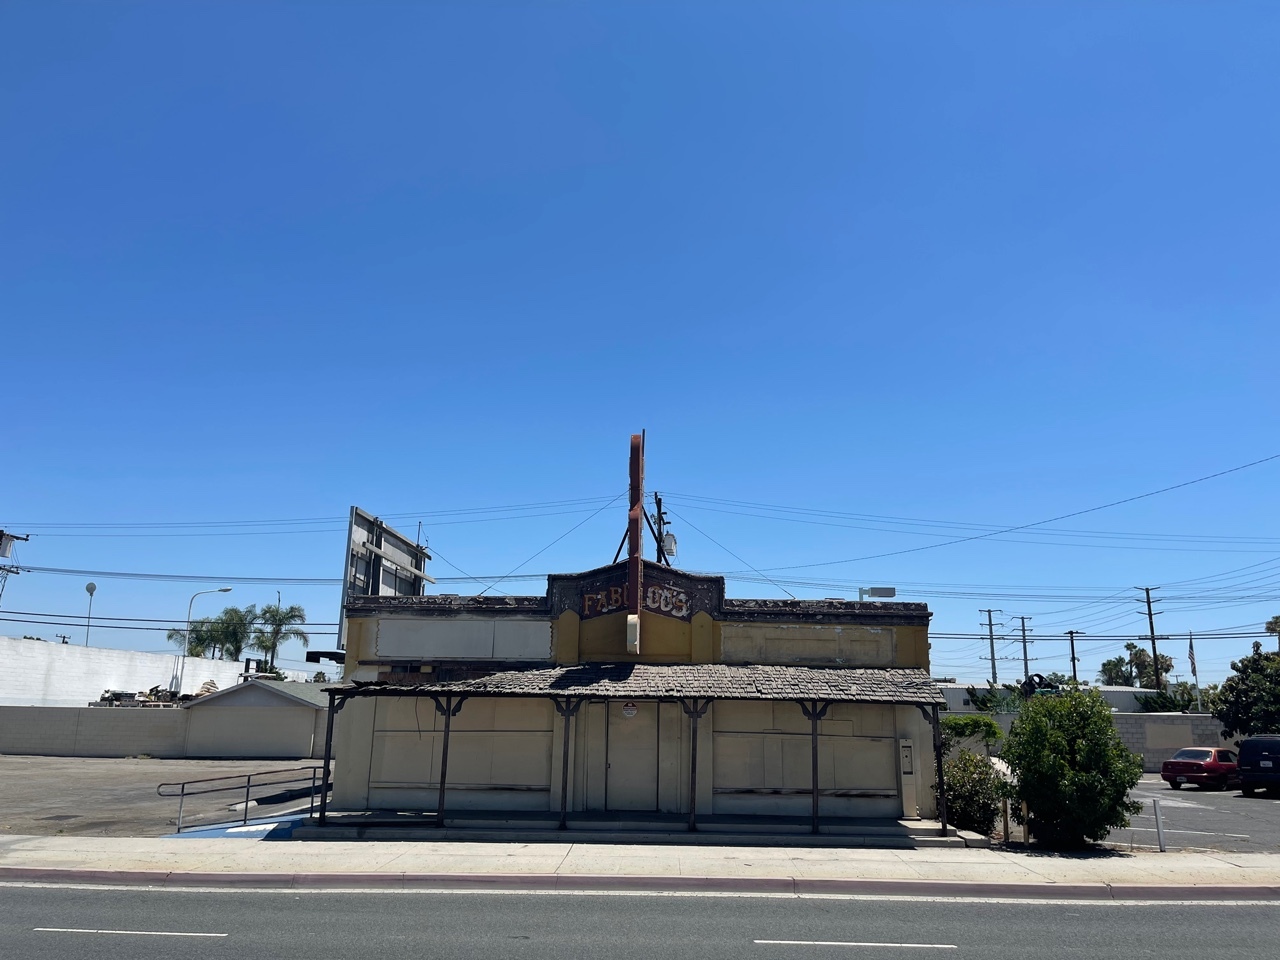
1237, 735, 1280, 795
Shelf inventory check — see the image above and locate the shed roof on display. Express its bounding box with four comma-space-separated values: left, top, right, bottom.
328, 663, 944, 705
185, 678, 330, 710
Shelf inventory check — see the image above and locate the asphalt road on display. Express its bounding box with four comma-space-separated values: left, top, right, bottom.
0, 886, 1274, 960
0, 756, 316, 837
1110, 775, 1280, 853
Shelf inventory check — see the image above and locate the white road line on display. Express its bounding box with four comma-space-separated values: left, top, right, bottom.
35, 927, 227, 937
755, 940, 957, 949
1123, 827, 1251, 837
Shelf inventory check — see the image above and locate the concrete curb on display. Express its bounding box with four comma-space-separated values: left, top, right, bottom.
1, 867, 1278, 900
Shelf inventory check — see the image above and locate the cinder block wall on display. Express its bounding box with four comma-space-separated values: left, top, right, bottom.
0, 706, 188, 757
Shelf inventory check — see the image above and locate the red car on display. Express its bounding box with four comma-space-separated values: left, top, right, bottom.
1161, 747, 1239, 790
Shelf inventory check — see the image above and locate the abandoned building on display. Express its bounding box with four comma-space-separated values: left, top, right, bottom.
321, 437, 946, 832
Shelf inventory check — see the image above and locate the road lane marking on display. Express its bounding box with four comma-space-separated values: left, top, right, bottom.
1124, 826, 1251, 837
755, 940, 956, 949
35, 927, 227, 937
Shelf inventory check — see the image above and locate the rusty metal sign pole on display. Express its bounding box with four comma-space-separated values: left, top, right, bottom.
429, 694, 468, 827
551, 697, 585, 830
679, 698, 712, 831
798, 700, 832, 835
626, 432, 645, 654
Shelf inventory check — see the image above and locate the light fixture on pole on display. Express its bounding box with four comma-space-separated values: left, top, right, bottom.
177, 587, 232, 694
84, 582, 96, 646
858, 587, 896, 601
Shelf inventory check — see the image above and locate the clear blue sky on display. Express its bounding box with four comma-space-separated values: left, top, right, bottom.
3, 2, 1278, 684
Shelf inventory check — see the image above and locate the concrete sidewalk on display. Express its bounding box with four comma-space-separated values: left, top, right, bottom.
2, 833, 1279, 899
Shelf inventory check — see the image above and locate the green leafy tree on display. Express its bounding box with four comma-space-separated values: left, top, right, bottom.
1213, 642, 1280, 739
941, 752, 1004, 836
1002, 689, 1143, 849
252, 603, 309, 666
940, 714, 1004, 756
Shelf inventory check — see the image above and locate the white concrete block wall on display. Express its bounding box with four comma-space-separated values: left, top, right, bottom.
0, 706, 188, 757
0, 636, 308, 707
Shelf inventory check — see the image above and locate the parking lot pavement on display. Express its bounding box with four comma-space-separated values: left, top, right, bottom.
0, 755, 318, 837
1109, 775, 1280, 853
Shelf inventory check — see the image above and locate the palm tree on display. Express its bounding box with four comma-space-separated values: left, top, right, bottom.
1267, 614, 1280, 653
167, 617, 219, 658
213, 604, 259, 661
252, 603, 309, 666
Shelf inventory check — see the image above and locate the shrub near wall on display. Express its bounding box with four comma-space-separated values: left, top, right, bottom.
1002, 690, 1143, 849
941, 751, 1003, 836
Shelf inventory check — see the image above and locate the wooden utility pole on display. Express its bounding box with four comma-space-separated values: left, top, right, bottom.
1064, 630, 1085, 683
1136, 586, 1163, 689
1013, 616, 1032, 682
980, 609, 1002, 685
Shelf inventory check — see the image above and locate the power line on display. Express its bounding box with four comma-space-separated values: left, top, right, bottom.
708, 452, 1280, 573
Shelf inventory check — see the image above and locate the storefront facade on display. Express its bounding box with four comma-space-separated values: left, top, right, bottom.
326, 559, 945, 829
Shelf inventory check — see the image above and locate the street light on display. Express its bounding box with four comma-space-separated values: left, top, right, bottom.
84, 582, 96, 646
177, 587, 232, 694
858, 587, 897, 601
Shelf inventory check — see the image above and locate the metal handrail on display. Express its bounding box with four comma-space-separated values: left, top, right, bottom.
158, 765, 325, 832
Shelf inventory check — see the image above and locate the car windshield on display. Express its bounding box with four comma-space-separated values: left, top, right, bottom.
1172, 749, 1213, 761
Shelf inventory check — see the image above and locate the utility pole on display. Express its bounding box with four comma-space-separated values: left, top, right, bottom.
1136, 586, 1163, 690
1012, 616, 1033, 681
1064, 630, 1085, 683
0, 530, 31, 608
980, 609, 1002, 685
55, 634, 70, 645
652, 493, 672, 566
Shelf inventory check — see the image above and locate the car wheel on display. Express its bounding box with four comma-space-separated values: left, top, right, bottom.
1169, 781, 1182, 790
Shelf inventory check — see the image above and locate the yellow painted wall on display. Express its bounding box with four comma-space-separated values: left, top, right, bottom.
719, 623, 897, 667
576, 610, 694, 662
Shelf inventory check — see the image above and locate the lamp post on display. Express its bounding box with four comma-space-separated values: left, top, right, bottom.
177, 587, 232, 694
84, 582, 96, 646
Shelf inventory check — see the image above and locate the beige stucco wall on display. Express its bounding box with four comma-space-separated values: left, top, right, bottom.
186, 700, 319, 758
360, 697, 555, 811
711, 700, 904, 818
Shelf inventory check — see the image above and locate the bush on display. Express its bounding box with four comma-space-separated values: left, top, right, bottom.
1002, 689, 1143, 849
941, 751, 1003, 836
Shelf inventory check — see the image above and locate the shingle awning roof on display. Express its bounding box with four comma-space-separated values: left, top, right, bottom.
328, 663, 944, 705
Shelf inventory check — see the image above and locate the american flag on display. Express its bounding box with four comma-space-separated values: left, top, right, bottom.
1188, 634, 1198, 678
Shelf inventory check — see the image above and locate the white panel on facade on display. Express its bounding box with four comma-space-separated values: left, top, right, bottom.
493, 620, 552, 660
376, 618, 494, 658
374, 618, 552, 660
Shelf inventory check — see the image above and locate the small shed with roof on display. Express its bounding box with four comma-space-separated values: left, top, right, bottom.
184, 679, 329, 759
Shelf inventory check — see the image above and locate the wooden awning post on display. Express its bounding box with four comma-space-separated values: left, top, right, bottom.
798, 700, 832, 835
679, 698, 712, 831
317, 691, 346, 826
551, 697, 585, 830
932, 704, 948, 837
429, 694, 468, 827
